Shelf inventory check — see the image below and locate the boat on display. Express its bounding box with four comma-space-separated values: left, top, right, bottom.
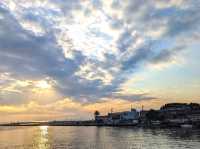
181, 124, 193, 128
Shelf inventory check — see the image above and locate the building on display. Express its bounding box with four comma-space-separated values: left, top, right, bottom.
160, 103, 190, 112
160, 103, 200, 119
95, 115, 110, 124
95, 109, 139, 125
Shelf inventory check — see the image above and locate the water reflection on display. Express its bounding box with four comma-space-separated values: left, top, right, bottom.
35, 126, 49, 149
0, 126, 199, 149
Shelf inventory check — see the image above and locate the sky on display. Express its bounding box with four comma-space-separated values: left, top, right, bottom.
0, 0, 200, 122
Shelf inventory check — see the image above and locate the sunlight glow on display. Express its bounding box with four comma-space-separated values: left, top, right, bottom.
40, 126, 48, 136
36, 81, 51, 89
38, 126, 49, 149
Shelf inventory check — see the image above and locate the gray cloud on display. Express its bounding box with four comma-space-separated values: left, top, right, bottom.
0, 0, 199, 104
110, 93, 156, 102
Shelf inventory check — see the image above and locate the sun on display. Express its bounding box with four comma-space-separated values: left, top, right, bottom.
36, 80, 51, 89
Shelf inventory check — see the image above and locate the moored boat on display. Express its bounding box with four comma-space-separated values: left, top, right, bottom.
181, 124, 193, 128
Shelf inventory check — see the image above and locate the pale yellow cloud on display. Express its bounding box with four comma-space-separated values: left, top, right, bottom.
0, 76, 62, 105
118, 74, 147, 95
0, 98, 88, 122
0, 105, 26, 113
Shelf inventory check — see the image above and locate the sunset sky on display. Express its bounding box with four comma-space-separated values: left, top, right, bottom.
0, 0, 200, 122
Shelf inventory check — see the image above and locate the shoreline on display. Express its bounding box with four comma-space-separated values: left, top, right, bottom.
0, 121, 199, 129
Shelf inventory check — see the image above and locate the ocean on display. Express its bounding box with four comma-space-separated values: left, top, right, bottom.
0, 126, 199, 149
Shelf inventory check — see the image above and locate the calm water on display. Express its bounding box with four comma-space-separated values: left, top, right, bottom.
0, 126, 199, 149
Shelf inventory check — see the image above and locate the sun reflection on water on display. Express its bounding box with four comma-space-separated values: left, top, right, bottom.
36, 126, 50, 149
40, 126, 48, 136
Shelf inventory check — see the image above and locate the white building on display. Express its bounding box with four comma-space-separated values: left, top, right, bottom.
96, 109, 139, 125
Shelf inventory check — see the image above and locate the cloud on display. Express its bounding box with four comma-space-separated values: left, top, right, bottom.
0, 0, 199, 109
75, 62, 113, 85
0, 98, 91, 122
110, 93, 156, 102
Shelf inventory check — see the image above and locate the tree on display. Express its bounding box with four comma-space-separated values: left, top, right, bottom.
146, 109, 160, 121
189, 103, 200, 110
94, 110, 100, 116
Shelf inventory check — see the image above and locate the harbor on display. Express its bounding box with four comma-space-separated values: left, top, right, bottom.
1, 103, 200, 129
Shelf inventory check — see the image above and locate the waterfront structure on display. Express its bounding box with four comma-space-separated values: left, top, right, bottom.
158, 103, 200, 127
95, 108, 139, 125
160, 103, 200, 120
95, 115, 110, 124
94, 103, 200, 127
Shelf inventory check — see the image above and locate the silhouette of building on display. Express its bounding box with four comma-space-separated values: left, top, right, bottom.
95, 109, 139, 125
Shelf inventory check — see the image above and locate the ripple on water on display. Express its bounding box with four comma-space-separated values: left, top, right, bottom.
0, 126, 199, 149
